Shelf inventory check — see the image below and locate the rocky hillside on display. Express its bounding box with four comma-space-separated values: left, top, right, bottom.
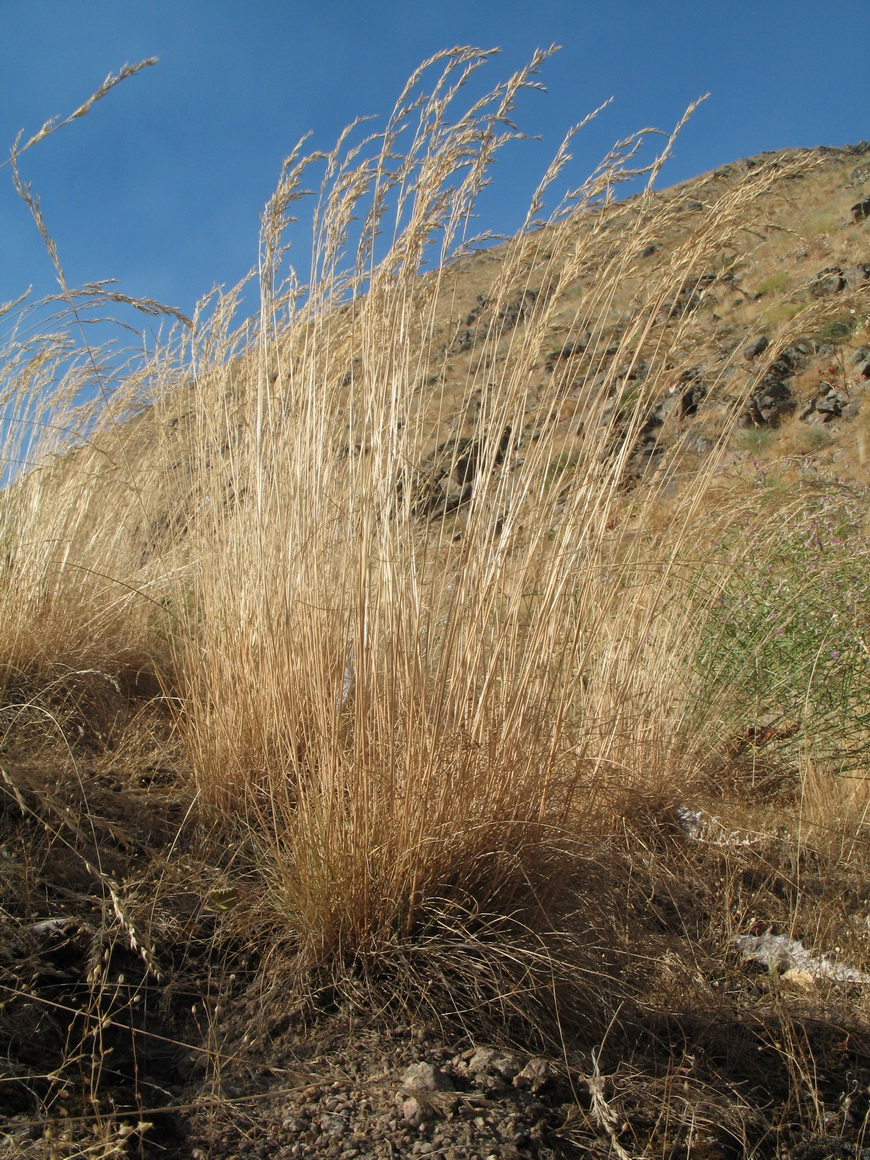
416, 140, 870, 500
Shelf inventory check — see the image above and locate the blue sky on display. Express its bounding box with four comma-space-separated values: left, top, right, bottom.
1, 1, 868, 328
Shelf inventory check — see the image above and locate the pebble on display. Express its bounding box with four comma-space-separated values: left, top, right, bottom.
185, 1032, 569, 1159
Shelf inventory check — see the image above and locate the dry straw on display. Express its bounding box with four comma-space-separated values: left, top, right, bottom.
165, 48, 807, 1010
0, 48, 843, 1030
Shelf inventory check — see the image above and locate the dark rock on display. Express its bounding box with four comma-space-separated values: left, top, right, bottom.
850, 346, 869, 365
405, 426, 513, 518
453, 425, 512, 486
799, 384, 857, 423
497, 288, 538, 331
643, 394, 678, 433
780, 339, 816, 369
815, 389, 843, 415
842, 399, 861, 419
851, 197, 870, 223
791, 1135, 860, 1160
639, 243, 658, 258
678, 369, 707, 416
843, 262, 870, 287
746, 379, 796, 427
544, 337, 587, 372
810, 266, 846, 297
769, 354, 795, 378
657, 272, 717, 322
451, 328, 476, 353
454, 290, 539, 351
659, 288, 701, 322
744, 335, 769, 360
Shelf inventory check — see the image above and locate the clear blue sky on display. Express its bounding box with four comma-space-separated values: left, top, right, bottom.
2, 1, 868, 327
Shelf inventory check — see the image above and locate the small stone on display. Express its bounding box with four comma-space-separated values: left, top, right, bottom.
401, 1061, 454, 1092
402, 1097, 434, 1127
744, 335, 769, 360
320, 1113, 348, 1134
465, 1047, 521, 1081
513, 1057, 556, 1092
783, 967, 816, 989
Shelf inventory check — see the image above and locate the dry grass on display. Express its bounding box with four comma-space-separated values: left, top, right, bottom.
3, 48, 870, 1155
159, 50, 842, 1011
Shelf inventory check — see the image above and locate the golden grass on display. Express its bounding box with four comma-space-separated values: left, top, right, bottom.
158, 52, 828, 1004
3, 48, 869, 1048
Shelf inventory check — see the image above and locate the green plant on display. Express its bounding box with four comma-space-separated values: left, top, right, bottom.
814, 314, 860, 344
738, 426, 776, 453
756, 270, 791, 296
696, 490, 870, 774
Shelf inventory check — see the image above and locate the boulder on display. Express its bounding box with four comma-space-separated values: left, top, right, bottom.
843, 262, 870, 287
799, 384, 859, 423
744, 335, 769, 360
809, 266, 846, 297
851, 197, 870, 223
745, 379, 796, 427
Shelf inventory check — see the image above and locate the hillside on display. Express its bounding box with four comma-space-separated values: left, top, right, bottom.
68, 140, 870, 560
2, 96, 870, 1160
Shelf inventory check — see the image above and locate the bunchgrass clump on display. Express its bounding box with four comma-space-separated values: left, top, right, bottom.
156, 49, 835, 1024
3, 51, 870, 1105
